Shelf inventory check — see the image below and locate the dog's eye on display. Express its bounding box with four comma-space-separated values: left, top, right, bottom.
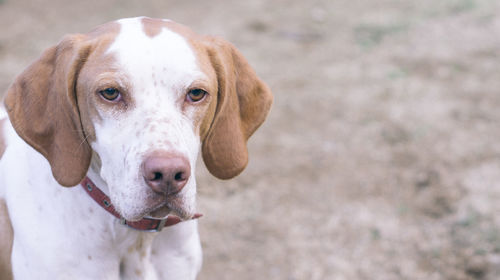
99, 88, 121, 101
187, 89, 207, 103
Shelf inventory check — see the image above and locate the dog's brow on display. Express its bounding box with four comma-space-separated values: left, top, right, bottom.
106, 17, 205, 96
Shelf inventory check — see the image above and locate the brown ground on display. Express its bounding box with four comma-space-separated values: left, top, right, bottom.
2, 0, 500, 279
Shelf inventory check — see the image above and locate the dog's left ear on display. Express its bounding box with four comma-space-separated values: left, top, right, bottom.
202, 37, 273, 179
4, 34, 92, 187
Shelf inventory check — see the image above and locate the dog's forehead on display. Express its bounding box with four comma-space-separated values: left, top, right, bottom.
105, 17, 206, 91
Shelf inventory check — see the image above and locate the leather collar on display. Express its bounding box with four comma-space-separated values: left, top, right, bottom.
80, 177, 200, 232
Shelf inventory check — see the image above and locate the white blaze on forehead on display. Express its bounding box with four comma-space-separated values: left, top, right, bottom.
107, 17, 204, 94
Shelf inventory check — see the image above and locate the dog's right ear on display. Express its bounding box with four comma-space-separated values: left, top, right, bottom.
4, 34, 92, 187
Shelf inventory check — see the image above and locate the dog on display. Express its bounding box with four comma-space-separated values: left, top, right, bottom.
0, 16, 272, 279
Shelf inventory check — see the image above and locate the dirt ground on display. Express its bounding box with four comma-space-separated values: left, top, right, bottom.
2, 0, 500, 279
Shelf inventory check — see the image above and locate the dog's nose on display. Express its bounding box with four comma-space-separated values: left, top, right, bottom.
142, 155, 191, 195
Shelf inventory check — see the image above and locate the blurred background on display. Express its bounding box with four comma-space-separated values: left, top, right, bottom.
2, 0, 500, 279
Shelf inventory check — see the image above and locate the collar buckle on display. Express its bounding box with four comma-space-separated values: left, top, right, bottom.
155, 218, 167, 232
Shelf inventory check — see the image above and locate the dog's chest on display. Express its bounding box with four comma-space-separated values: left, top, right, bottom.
115, 232, 158, 279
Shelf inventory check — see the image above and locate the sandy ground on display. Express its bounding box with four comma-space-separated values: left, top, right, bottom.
2, 0, 500, 279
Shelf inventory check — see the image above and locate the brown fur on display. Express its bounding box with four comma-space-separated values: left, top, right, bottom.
141, 17, 165, 38
4, 36, 93, 187
76, 22, 123, 144
199, 38, 273, 179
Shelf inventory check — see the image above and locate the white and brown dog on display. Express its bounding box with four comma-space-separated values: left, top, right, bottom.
0, 17, 272, 279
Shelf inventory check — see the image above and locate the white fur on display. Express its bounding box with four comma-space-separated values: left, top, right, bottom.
1, 17, 204, 279
0, 106, 6, 120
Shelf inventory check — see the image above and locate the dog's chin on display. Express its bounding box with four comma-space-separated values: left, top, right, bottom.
149, 206, 171, 219
118, 193, 196, 222
131, 195, 194, 221
151, 197, 195, 220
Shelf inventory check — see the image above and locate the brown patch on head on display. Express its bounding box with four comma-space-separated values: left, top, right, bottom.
76, 22, 126, 143
4, 20, 121, 186
141, 17, 168, 38
0, 199, 13, 280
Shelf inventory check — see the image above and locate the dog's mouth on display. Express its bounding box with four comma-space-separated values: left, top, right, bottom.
147, 195, 200, 221
148, 207, 203, 222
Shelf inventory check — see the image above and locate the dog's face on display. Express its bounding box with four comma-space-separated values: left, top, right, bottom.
79, 18, 217, 220
5, 17, 272, 221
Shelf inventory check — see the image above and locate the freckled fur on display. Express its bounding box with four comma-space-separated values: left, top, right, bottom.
91, 17, 208, 221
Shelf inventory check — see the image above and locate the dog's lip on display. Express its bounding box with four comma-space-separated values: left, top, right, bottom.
145, 211, 203, 221
147, 200, 202, 221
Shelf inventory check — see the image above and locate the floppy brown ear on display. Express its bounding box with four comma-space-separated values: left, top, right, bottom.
4, 34, 92, 187
202, 37, 273, 179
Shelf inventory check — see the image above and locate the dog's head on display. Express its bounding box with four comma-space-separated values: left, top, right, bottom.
5, 17, 272, 221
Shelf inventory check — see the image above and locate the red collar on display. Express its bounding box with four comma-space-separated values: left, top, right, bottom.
80, 177, 200, 232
